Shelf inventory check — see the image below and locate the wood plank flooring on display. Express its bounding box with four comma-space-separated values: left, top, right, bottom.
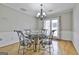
0, 39, 78, 55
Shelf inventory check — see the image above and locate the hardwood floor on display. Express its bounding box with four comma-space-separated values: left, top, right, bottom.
0, 39, 78, 55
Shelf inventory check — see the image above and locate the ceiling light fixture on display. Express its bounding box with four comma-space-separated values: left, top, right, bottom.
36, 4, 47, 20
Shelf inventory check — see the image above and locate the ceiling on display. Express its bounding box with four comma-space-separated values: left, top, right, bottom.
2, 3, 76, 17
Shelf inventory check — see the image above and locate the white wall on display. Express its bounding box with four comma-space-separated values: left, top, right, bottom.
0, 32, 18, 47
73, 4, 79, 54
0, 4, 36, 47
0, 4, 36, 31
60, 12, 73, 41
36, 19, 43, 31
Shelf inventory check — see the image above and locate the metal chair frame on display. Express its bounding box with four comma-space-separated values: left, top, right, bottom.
14, 30, 30, 54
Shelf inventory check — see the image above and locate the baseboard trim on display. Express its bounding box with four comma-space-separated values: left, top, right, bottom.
53, 38, 72, 42
0, 41, 18, 48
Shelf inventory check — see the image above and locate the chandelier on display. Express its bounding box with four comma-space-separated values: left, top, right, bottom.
36, 4, 47, 20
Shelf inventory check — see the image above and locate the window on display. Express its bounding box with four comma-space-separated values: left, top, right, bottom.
44, 20, 50, 35
44, 18, 59, 37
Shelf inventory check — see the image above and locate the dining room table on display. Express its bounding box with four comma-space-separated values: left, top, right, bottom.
24, 30, 53, 53
25, 31, 43, 52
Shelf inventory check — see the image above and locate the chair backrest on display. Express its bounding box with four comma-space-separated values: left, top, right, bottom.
41, 29, 47, 35
24, 29, 31, 35
40, 29, 48, 39
51, 30, 56, 35
14, 30, 25, 45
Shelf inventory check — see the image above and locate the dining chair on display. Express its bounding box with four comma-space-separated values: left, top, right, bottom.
40, 29, 48, 39
24, 29, 31, 35
14, 30, 31, 55
24, 29, 34, 47
24, 29, 33, 40
42, 30, 56, 54
39, 29, 56, 54
50, 30, 56, 39
38, 29, 48, 51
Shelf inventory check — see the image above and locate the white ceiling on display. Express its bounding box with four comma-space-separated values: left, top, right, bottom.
2, 3, 76, 17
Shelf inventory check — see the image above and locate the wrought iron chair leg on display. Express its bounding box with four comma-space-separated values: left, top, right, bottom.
23, 47, 24, 55
18, 44, 20, 54
23, 46, 25, 55
32, 39, 35, 51
39, 44, 40, 51
49, 39, 51, 55
49, 44, 51, 55
38, 41, 41, 52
